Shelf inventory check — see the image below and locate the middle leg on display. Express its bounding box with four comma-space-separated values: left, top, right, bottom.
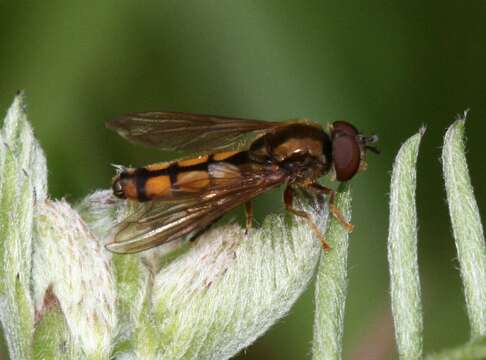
284, 185, 331, 252
306, 183, 354, 232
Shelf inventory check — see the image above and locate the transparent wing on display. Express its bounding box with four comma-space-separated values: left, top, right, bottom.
106, 112, 281, 153
106, 164, 287, 254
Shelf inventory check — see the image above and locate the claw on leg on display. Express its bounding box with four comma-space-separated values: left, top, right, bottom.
330, 204, 354, 232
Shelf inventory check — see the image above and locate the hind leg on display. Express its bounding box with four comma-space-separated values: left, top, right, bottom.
244, 201, 253, 234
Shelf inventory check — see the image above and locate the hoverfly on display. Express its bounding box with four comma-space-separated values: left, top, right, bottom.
106, 112, 379, 254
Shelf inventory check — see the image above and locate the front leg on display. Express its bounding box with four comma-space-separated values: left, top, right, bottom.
284, 185, 331, 252
306, 183, 354, 232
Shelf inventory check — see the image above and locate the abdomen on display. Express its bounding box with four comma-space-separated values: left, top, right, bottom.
112, 151, 248, 201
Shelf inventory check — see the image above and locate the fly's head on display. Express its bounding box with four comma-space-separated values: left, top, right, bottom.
329, 121, 379, 182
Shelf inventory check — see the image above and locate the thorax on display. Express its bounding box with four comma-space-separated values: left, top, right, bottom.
249, 123, 332, 182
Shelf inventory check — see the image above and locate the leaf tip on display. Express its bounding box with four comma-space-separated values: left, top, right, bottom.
419, 125, 427, 137
12, 90, 26, 110
457, 108, 470, 121
449, 109, 469, 132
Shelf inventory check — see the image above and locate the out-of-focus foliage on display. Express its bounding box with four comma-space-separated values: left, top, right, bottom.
0, 1, 485, 359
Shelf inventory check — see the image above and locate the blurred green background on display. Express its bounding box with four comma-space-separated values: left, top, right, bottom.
1, 1, 485, 359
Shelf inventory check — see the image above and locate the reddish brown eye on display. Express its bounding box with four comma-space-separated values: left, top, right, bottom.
332, 135, 361, 181
332, 121, 359, 138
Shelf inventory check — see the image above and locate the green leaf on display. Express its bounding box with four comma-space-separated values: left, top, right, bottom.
442, 112, 486, 339
33, 288, 77, 360
312, 183, 352, 360
0, 92, 47, 360
387, 127, 425, 360
33, 200, 116, 359
77, 189, 329, 359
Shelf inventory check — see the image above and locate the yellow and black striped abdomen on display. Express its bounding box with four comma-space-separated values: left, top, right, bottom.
112, 151, 248, 201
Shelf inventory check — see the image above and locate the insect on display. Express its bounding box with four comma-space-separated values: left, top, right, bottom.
106, 112, 379, 254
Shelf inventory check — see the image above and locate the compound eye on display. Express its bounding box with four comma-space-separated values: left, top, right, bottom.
332, 121, 359, 138
332, 134, 361, 181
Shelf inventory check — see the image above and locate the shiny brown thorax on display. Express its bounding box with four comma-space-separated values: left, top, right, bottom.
248, 123, 332, 183
113, 123, 332, 202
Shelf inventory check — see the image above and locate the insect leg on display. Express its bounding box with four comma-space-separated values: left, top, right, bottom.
284, 185, 331, 252
306, 183, 354, 232
244, 201, 253, 234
